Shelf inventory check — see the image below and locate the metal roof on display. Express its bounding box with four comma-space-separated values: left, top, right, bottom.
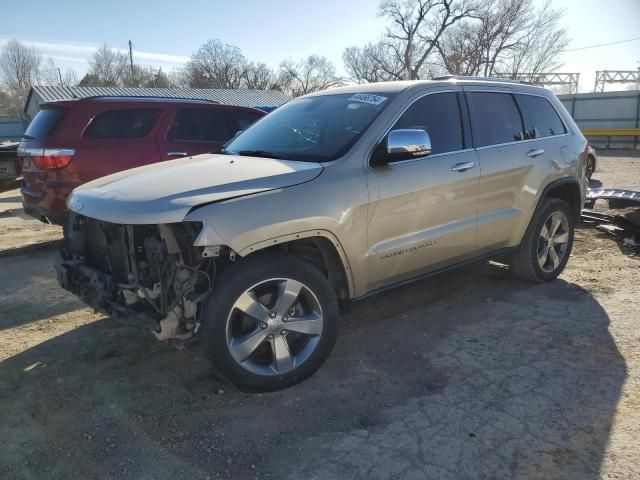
27, 85, 291, 110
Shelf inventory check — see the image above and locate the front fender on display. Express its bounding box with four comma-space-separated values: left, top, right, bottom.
183, 173, 370, 297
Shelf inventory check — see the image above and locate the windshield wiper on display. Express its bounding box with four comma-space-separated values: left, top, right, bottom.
237, 150, 289, 160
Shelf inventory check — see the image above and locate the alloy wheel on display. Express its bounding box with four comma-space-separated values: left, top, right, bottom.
537, 211, 570, 273
225, 278, 324, 376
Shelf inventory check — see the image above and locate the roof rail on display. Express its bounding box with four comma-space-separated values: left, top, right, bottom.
432, 75, 532, 85
80, 95, 220, 103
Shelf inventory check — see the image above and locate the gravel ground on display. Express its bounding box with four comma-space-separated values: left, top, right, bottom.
0, 190, 61, 256
0, 152, 639, 480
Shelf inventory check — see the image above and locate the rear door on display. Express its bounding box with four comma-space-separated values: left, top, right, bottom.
465, 88, 566, 252
74, 107, 164, 180
157, 106, 234, 160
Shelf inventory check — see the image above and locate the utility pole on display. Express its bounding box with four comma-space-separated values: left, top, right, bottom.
128, 40, 135, 85
57, 67, 64, 86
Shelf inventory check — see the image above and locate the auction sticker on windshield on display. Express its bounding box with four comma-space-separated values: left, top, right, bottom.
348, 94, 388, 106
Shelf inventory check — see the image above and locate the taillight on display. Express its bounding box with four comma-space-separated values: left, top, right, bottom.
20, 148, 75, 170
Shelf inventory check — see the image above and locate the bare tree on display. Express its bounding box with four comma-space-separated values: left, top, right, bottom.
0, 39, 42, 116
188, 39, 246, 89
434, 20, 485, 75
378, 0, 475, 80
436, 0, 568, 77
279, 55, 342, 97
243, 62, 279, 90
343, 42, 406, 83
87, 44, 128, 87
167, 68, 189, 88
504, 0, 569, 77
146, 67, 171, 88
40, 57, 79, 87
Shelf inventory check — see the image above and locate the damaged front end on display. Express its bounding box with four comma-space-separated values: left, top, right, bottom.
56, 213, 214, 342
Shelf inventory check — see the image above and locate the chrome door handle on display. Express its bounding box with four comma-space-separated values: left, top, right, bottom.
167, 151, 188, 157
526, 149, 545, 158
451, 161, 474, 172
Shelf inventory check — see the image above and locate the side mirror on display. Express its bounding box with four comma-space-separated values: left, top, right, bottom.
371, 129, 432, 167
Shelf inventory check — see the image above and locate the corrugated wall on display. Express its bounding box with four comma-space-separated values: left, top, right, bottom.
558, 91, 640, 149
0, 117, 24, 142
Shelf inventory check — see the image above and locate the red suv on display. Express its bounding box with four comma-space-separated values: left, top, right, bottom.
19, 97, 265, 224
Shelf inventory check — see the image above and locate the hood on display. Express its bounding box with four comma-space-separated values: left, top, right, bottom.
67, 153, 323, 224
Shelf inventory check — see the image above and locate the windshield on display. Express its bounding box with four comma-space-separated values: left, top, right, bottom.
224, 92, 395, 162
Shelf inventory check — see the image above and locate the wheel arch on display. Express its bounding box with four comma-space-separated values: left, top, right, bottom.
540, 177, 583, 219
516, 177, 582, 249
237, 230, 355, 299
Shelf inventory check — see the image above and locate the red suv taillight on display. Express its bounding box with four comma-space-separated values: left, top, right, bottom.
18, 147, 75, 170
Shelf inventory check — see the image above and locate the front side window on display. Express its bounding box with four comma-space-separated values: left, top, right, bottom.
467, 92, 524, 147
224, 93, 396, 162
391, 92, 463, 155
168, 109, 230, 142
515, 94, 567, 139
84, 109, 160, 139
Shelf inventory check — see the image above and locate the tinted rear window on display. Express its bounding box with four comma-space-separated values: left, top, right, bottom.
515, 94, 567, 139
168, 108, 231, 142
24, 108, 66, 140
84, 109, 160, 139
467, 92, 524, 147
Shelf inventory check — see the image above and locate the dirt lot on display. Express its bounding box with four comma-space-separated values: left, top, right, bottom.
1, 152, 639, 480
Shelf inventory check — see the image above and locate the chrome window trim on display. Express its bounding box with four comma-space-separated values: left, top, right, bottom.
474, 133, 570, 152
386, 148, 477, 168
367, 88, 466, 168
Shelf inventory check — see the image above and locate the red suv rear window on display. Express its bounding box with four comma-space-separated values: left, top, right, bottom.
84, 108, 160, 140
23, 108, 66, 140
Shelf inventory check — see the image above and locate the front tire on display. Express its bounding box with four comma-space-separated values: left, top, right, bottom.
510, 198, 575, 283
202, 253, 339, 392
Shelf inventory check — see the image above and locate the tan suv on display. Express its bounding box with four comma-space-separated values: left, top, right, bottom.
57, 77, 587, 391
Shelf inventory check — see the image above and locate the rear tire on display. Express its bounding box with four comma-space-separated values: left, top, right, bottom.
202, 253, 339, 392
510, 198, 575, 283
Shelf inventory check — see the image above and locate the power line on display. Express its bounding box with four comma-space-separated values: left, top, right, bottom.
563, 36, 640, 52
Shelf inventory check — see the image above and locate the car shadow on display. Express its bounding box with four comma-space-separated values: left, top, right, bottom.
0, 262, 626, 480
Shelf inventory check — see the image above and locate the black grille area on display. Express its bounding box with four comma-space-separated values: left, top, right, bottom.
84, 218, 131, 283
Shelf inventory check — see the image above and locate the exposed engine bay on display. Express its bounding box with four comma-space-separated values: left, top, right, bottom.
56, 213, 216, 342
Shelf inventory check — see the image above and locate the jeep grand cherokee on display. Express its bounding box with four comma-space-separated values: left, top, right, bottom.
56, 77, 587, 391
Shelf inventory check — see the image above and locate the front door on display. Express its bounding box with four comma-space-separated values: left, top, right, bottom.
366, 90, 480, 290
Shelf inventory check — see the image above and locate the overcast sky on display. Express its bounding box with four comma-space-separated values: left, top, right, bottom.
1, 0, 638, 92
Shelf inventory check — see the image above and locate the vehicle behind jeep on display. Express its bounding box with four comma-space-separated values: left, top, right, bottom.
0, 141, 20, 191
57, 77, 587, 391
19, 97, 265, 224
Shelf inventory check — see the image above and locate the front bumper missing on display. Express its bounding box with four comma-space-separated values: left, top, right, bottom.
55, 254, 158, 329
